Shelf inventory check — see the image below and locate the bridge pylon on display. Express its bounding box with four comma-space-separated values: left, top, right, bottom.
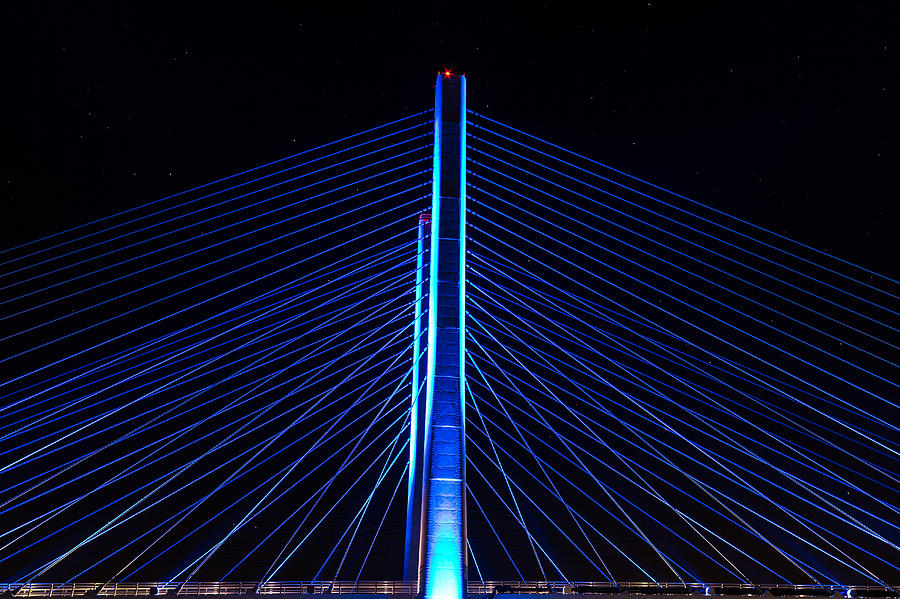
405, 211, 431, 581
407, 72, 468, 599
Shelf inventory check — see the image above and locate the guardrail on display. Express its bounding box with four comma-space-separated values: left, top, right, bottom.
0, 583, 418, 597
1, 582, 897, 597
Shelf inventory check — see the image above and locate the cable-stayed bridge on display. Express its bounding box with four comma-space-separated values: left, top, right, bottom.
1, 74, 899, 599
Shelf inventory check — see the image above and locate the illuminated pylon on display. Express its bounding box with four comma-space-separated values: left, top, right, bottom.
408, 72, 468, 599
405, 211, 431, 581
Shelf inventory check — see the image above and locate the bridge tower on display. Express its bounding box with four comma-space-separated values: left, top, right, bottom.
405, 211, 431, 581
408, 72, 468, 599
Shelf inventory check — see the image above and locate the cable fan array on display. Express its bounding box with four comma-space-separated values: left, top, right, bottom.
2, 102, 899, 592
0, 112, 434, 586
463, 112, 900, 587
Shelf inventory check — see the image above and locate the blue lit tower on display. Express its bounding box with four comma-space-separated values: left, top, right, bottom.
405, 211, 431, 581
416, 72, 467, 599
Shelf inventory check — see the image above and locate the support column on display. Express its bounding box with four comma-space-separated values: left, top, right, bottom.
405, 212, 431, 581
418, 72, 467, 599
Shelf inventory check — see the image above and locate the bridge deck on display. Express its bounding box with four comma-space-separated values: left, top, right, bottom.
1, 583, 896, 598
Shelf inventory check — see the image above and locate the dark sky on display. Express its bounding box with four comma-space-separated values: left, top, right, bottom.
2, 1, 899, 586
3, 2, 897, 277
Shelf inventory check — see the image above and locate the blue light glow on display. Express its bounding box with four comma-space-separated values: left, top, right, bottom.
419, 73, 466, 599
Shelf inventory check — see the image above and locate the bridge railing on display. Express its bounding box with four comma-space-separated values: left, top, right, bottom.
0, 582, 421, 597
2, 582, 898, 597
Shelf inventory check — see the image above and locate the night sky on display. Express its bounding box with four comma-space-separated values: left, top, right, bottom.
4, 2, 897, 277
2, 1, 899, 587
